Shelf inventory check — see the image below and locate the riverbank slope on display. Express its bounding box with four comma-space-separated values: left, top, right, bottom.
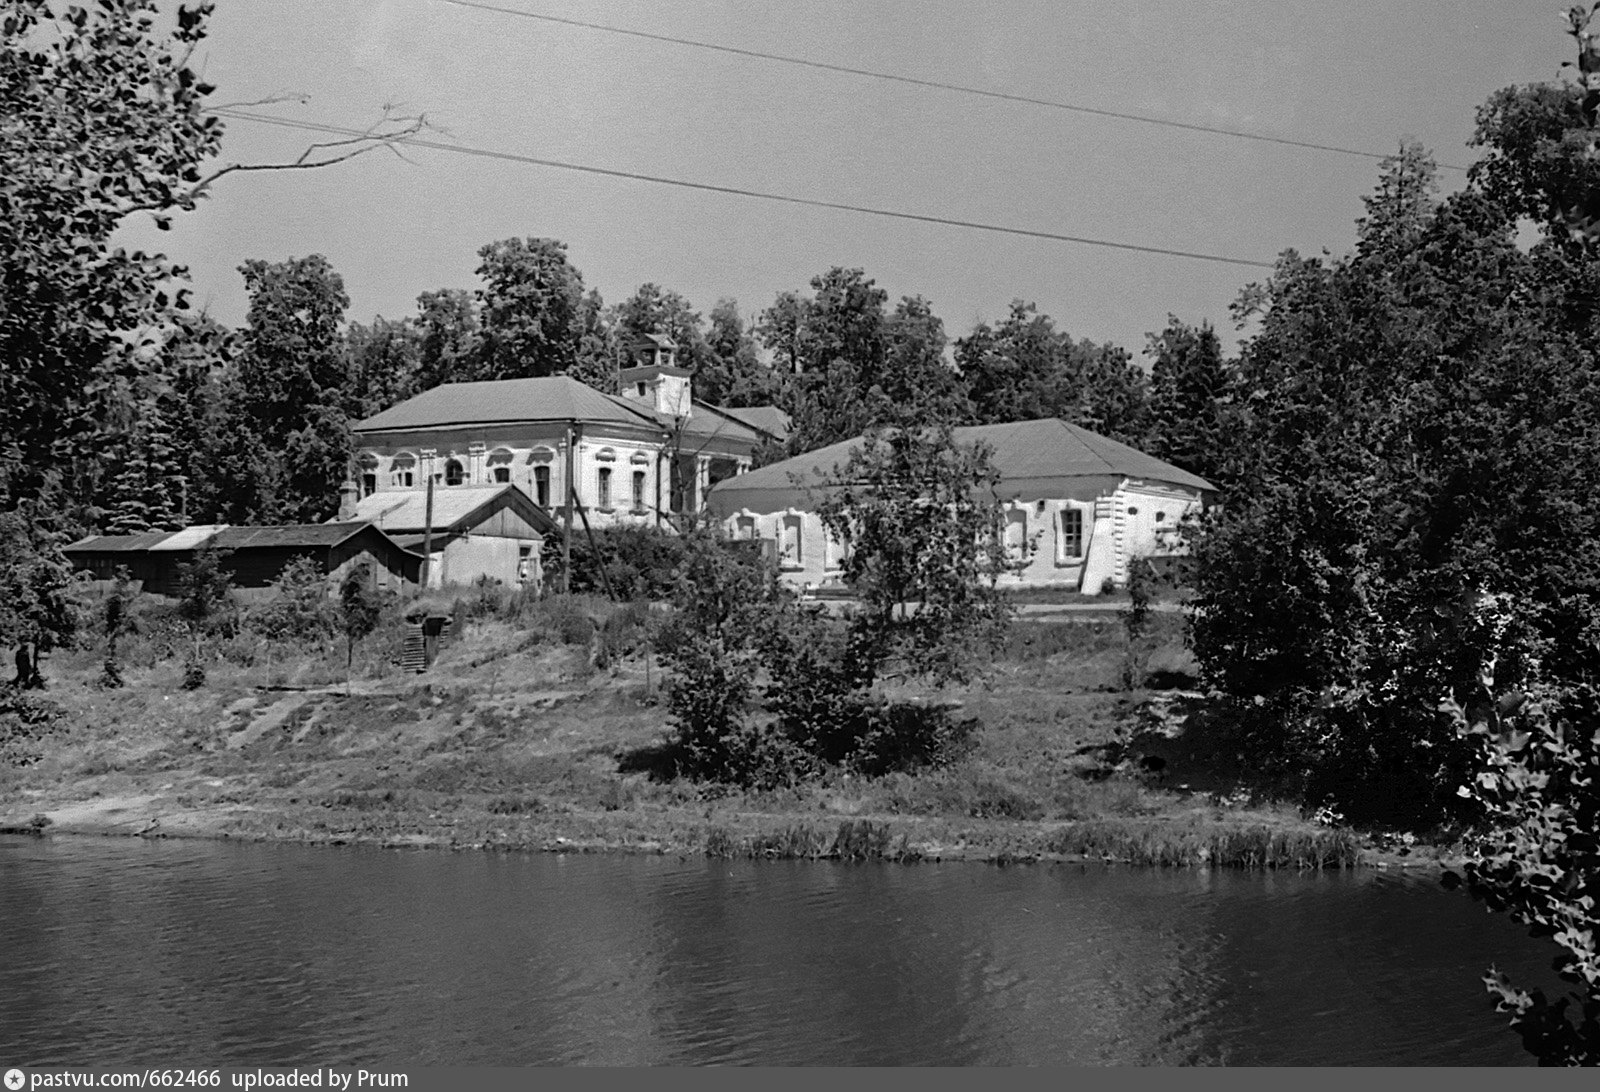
0, 605, 1410, 867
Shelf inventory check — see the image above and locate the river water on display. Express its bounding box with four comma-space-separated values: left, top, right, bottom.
0, 835, 1557, 1066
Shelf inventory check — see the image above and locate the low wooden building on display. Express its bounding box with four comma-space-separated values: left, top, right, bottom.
341, 482, 556, 589
65, 522, 421, 597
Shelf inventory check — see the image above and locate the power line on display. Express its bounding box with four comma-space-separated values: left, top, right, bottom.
211, 107, 1277, 270
440, 0, 1470, 173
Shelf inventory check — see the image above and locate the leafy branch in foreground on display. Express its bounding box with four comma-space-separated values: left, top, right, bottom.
1444, 667, 1600, 1065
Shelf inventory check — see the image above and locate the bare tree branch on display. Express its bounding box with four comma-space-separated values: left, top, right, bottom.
186, 106, 432, 203
205, 91, 311, 112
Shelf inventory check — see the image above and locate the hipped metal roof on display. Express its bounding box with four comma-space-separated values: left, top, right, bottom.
706, 417, 1215, 516
713, 404, 791, 442
350, 374, 771, 449
354, 376, 656, 433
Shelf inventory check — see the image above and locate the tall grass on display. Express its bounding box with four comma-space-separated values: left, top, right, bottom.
703, 819, 923, 862
1049, 818, 1361, 869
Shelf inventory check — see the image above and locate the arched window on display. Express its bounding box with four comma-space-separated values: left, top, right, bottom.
444, 458, 464, 487
735, 514, 757, 540
533, 465, 551, 508
487, 448, 514, 484
390, 452, 416, 488
780, 512, 804, 567
597, 467, 613, 509
631, 470, 647, 511
358, 452, 380, 497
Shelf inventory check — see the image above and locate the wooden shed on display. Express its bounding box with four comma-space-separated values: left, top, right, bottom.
65, 522, 421, 597
209, 523, 421, 593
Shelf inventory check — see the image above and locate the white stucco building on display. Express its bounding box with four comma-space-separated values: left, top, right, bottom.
705, 417, 1215, 593
348, 336, 782, 531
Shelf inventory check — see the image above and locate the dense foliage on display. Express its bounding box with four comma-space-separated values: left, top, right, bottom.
1436, 7, 1600, 1065
1188, 137, 1600, 827
656, 422, 1004, 787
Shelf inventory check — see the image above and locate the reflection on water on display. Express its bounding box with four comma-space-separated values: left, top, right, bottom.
0, 836, 1552, 1065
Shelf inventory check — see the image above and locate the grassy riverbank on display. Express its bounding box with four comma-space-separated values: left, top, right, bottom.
0, 596, 1405, 868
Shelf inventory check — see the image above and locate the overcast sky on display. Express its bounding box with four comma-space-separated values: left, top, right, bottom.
116, 0, 1563, 361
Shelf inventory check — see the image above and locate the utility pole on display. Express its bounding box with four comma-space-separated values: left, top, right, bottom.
419, 454, 435, 592
561, 423, 576, 594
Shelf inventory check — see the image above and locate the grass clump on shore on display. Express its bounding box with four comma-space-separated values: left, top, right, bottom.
1048, 818, 1361, 869
703, 819, 924, 862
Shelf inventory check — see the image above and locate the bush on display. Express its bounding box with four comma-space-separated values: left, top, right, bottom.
247, 556, 337, 644
654, 530, 982, 788
0, 685, 64, 766
542, 524, 692, 601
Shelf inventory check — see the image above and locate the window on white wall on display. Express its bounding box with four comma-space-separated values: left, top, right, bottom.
533, 465, 550, 508
1057, 507, 1085, 562
824, 529, 848, 571
444, 458, 464, 486
598, 467, 613, 510
632, 471, 646, 511
780, 513, 803, 566
736, 514, 757, 540
390, 453, 415, 488
1005, 509, 1029, 562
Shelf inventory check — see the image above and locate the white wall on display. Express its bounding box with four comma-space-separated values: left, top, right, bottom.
723, 480, 1204, 592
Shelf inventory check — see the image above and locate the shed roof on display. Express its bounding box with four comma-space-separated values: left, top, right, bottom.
706, 417, 1215, 516
65, 529, 182, 553
67, 522, 421, 558
210, 522, 381, 550
149, 524, 229, 551
354, 375, 660, 434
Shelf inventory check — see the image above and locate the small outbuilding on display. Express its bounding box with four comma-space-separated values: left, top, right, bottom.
65, 522, 421, 597
339, 483, 556, 590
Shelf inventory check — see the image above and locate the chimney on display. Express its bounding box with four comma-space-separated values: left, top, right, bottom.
338, 479, 360, 521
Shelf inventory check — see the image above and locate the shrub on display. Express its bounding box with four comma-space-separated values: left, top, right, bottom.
340, 563, 382, 673
0, 685, 64, 766
542, 524, 691, 601
97, 566, 135, 689
247, 556, 337, 644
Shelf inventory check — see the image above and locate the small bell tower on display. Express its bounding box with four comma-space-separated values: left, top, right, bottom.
617, 333, 692, 418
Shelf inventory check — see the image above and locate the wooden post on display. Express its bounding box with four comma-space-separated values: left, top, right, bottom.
419, 471, 435, 592
573, 487, 619, 602
562, 423, 576, 594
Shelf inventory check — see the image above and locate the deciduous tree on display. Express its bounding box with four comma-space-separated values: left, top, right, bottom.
474, 237, 584, 380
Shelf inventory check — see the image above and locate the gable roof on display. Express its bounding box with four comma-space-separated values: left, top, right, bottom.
342, 484, 557, 536
706, 417, 1215, 515
353, 375, 660, 434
